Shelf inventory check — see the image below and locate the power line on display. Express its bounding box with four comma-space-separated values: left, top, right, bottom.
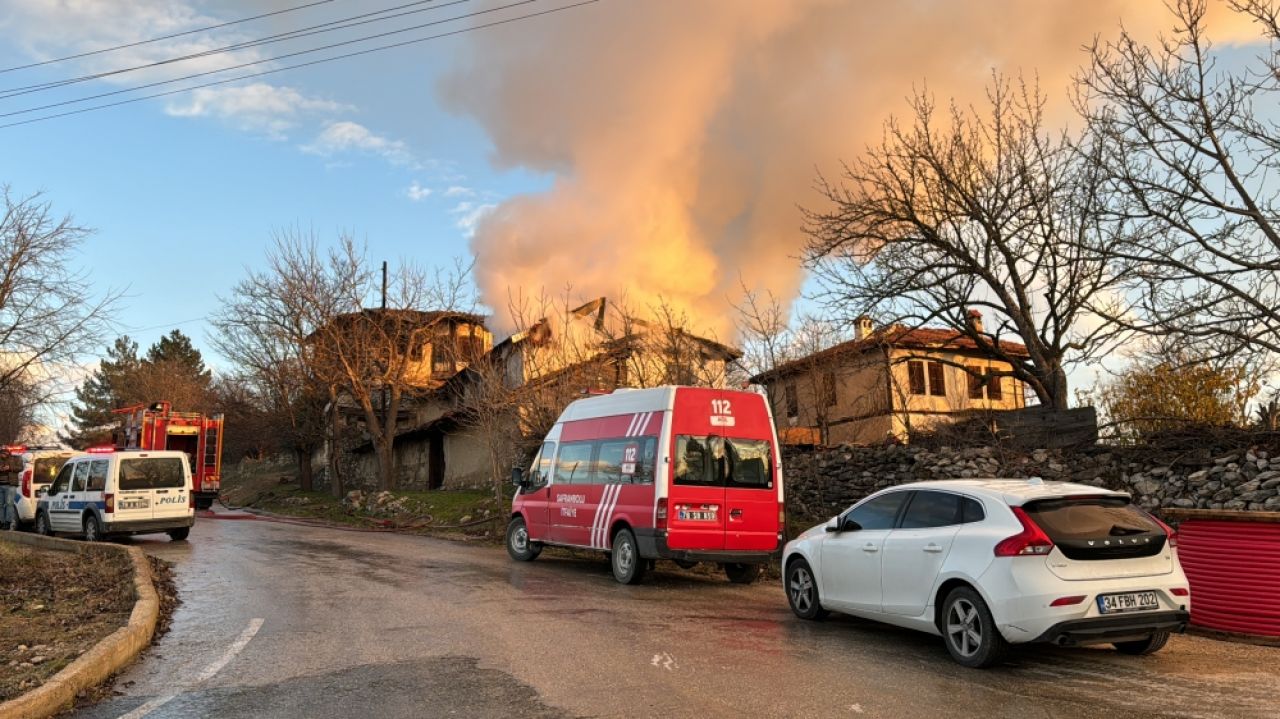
0, 0, 600, 130
0, 0, 340, 75
0, 0, 466, 99
0, 0, 531, 119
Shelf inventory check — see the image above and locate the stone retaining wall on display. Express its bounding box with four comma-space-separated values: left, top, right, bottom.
782, 443, 1280, 522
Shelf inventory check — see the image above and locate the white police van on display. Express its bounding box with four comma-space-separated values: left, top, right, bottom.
35, 449, 196, 542
1, 446, 81, 531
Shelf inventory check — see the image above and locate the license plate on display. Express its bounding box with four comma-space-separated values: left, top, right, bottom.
1098, 591, 1159, 614
119, 498, 150, 510
679, 510, 717, 521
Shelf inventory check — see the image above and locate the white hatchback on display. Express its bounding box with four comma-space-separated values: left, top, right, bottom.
782, 479, 1191, 667
35, 450, 196, 542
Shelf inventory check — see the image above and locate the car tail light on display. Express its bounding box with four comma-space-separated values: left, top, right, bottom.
1050, 595, 1087, 607
104, 493, 115, 513
656, 497, 668, 530
20, 469, 32, 498
994, 506, 1054, 557
1147, 512, 1177, 549
1171, 587, 1189, 597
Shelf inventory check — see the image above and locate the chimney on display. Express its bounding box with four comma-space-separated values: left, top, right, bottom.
855, 315, 874, 340
966, 309, 984, 334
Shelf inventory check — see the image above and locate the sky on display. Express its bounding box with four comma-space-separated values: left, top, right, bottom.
0, 0, 1268, 412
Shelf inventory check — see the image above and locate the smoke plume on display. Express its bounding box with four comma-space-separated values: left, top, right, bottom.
438, 0, 1255, 337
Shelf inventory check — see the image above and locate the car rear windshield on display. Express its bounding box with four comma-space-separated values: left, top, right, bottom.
1023, 496, 1157, 540
118, 457, 186, 490
32, 457, 69, 485
674, 435, 773, 489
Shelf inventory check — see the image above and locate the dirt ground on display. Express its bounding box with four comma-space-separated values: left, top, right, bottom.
0, 542, 134, 701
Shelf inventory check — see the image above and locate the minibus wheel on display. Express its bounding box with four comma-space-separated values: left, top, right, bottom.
506, 517, 542, 561
724, 563, 761, 584
611, 528, 647, 585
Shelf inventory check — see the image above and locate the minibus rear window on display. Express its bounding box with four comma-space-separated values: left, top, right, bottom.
674, 435, 773, 489
119, 458, 186, 490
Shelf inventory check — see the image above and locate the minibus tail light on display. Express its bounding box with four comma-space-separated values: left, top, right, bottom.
104, 493, 115, 514
656, 498, 668, 530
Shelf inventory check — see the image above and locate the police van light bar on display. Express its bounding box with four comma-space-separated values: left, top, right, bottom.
86, 446, 116, 454
3, 445, 27, 453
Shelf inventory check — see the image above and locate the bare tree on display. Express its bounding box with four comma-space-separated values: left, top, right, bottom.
0, 186, 118, 412
803, 75, 1133, 410
0, 379, 36, 444
1077, 0, 1280, 364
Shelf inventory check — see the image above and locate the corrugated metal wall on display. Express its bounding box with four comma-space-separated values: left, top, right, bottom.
1177, 519, 1280, 637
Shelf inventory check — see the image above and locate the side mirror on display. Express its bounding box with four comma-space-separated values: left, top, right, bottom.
824, 517, 840, 533
510, 466, 527, 488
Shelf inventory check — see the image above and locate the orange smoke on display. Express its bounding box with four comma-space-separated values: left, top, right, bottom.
438, 0, 1257, 337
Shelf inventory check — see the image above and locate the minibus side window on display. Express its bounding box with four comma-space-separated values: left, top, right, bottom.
596, 438, 656, 485
87, 460, 109, 492
554, 442, 596, 485
71, 462, 91, 492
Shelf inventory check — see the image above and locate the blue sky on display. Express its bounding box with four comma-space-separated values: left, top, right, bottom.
0, 0, 553, 371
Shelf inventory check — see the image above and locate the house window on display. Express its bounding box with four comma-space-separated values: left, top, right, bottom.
821, 371, 838, 408
784, 381, 799, 418
967, 365, 985, 400
927, 361, 946, 397
987, 375, 1003, 400
908, 361, 926, 395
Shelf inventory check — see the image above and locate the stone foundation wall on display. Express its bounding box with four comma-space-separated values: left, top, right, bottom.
782, 442, 1280, 522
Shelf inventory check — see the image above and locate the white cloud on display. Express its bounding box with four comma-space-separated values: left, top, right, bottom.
1, 1, 349, 138
450, 201, 497, 236
165, 84, 349, 138
302, 121, 418, 167
444, 185, 474, 198
405, 181, 433, 201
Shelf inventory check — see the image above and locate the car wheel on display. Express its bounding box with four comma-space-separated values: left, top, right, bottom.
83, 515, 103, 542
1114, 630, 1170, 656
611, 527, 647, 585
167, 527, 191, 542
786, 558, 829, 620
35, 512, 51, 536
942, 587, 1007, 668
505, 517, 541, 561
724, 563, 761, 584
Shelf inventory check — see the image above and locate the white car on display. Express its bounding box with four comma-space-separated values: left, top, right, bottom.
35, 450, 195, 542
782, 479, 1191, 667
1, 446, 81, 531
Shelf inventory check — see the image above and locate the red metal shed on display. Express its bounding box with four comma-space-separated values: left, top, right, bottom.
1164, 509, 1280, 639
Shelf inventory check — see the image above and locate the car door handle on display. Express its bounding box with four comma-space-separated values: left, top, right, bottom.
862, 543, 879, 553
923, 544, 944, 553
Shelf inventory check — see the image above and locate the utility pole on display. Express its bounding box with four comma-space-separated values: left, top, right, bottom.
380, 260, 388, 424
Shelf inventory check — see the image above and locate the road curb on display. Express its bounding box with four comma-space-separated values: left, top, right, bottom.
0, 533, 160, 719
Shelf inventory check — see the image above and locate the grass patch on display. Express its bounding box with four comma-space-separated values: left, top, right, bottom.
0, 542, 134, 701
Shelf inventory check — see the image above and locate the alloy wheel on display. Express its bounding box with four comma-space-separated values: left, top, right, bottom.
790, 566, 814, 613
946, 598, 983, 658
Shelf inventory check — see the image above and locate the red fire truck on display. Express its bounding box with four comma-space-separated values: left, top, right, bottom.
112, 402, 224, 509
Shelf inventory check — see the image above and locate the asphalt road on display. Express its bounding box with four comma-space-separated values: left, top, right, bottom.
71, 508, 1280, 719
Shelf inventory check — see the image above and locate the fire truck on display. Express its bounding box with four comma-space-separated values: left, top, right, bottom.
112, 402, 224, 510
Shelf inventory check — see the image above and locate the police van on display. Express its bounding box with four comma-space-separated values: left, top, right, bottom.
35, 449, 195, 542
0, 446, 81, 531
507, 386, 785, 584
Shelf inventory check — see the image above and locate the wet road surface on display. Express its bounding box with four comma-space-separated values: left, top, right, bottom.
71, 509, 1280, 719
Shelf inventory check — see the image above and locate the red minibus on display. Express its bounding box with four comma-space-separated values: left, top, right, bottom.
506, 386, 784, 584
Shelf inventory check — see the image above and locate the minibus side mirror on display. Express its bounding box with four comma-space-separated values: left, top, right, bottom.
510, 466, 527, 488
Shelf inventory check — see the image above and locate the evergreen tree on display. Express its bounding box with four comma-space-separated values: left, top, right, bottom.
62, 336, 140, 447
